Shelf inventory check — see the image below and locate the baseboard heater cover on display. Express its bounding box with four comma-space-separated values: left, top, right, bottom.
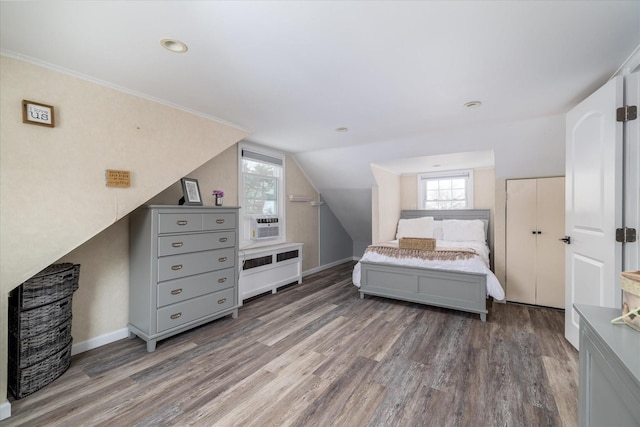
239, 243, 303, 303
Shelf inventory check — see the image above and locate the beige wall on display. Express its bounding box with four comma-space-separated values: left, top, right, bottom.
400, 175, 418, 210
47, 145, 320, 353
494, 179, 507, 289
382, 167, 504, 252
56, 219, 130, 342
285, 155, 320, 271
0, 56, 248, 408
398, 169, 496, 234
371, 165, 402, 244
474, 168, 497, 253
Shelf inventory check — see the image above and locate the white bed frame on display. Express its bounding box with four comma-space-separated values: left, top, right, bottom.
359, 209, 491, 322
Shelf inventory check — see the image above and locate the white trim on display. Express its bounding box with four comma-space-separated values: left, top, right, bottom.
238, 142, 287, 248
302, 257, 354, 277
0, 400, 11, 421
418, 169, 474, 209
0, 51, 250, 132
610, 43, 640, 78
71, 328, 129, 356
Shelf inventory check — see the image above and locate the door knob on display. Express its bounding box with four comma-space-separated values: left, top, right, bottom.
560, 236, 571, 244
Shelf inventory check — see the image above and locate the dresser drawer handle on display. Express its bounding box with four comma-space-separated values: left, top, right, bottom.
172, 242, 184, 248
218, 257, 227, 263
170, 288, 183, 295
176, 220, 188, 226
170, 312, 182, 320
217, 298, 227, 305
219, 237, 228, 243
216, 219, 225, 224
218, 277, 227, 283
171, 264, 183, 271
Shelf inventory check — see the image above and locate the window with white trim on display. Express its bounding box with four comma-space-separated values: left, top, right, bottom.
419, 170, 473, 209
239, 144, 285, 246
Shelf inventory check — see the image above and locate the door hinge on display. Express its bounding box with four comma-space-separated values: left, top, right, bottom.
616, 105, 637, 122
616, 227, 637, 243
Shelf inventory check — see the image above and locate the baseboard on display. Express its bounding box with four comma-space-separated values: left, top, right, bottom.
71, 327, 129, 356
0, 400, 11, 421
302, 257, 354, 277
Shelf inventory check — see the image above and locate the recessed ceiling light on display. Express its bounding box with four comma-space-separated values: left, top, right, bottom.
335, 127, 349, 133
160, 38, 188, 53
464, 101, 482, 108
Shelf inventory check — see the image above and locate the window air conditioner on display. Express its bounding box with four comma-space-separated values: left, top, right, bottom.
250, 216, 280, 240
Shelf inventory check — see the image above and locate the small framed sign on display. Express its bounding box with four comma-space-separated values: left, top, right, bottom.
22, 100, 55, 127
180, 177, 203, 206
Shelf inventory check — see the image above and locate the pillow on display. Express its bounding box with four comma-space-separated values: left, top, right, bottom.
396, 217, 435, 239
433, 220, 444, 240
442, 219, 486, 242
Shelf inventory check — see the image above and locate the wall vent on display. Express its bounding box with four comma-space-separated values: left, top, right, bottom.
243, 255, 273, 270
277, 250, 299, 262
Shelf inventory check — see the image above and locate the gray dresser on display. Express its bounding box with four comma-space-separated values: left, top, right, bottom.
575, 304, 640, 427
129, 205, 239, 352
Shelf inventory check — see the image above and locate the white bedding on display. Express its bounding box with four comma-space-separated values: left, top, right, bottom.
352, 239, 505, 301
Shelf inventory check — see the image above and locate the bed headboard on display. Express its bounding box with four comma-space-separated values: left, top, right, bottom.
401, 209, 491, 242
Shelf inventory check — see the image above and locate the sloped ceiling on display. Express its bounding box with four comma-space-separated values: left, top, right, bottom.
1, 1, 639, 247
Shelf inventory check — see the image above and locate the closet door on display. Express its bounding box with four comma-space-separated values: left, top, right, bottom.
535, 177, 565, 308
506, 179, 537, 304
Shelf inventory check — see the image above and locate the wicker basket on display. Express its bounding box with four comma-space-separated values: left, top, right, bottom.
9, 295, 74, 338
8, 341, 73, 399
9, 318, 72, 368
399, 237, 436, 251
620, 270, 640, 332
9, 263, 80, 310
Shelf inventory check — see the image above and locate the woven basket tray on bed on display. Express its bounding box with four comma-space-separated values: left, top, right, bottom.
399, 237, 436, 251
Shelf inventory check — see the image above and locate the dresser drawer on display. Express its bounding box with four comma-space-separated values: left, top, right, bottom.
157, 288, 235, 333
158, 231, 235, 256
157, 268, 235, 308
203, 213, 236, 231
158, 213, 202, 234
158, 247, 235, 282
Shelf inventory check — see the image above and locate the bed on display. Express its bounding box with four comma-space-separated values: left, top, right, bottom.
353, 209, 505, 322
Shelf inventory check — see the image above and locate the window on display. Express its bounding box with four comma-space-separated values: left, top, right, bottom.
419, 170, 473, 209
239, 144, 285, 246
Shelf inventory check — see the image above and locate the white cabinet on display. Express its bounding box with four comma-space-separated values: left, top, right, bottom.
128, 205, 239, 352
238, 243, 302, 304
506, 177, 565, 308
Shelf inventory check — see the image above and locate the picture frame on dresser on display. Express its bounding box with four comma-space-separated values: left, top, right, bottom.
180, 177, 203, 206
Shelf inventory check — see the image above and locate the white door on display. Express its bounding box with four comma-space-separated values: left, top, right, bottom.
564, 76, 624, 349
624, 71, 639, 273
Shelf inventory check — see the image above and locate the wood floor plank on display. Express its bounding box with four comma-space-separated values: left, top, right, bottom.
5, 262, 578, 427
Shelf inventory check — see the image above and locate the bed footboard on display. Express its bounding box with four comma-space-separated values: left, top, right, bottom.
359, 261, 487, 321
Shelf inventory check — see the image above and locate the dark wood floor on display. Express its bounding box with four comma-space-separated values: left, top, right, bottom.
5, 262, 578, 427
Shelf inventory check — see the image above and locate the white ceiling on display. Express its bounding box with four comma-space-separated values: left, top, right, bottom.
2, 1, 639, 247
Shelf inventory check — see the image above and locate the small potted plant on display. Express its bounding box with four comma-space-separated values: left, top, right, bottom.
212, 190, 224, 206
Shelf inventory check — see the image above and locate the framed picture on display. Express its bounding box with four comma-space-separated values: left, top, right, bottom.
180, 178, 203, 206
22, 100, 55, 127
